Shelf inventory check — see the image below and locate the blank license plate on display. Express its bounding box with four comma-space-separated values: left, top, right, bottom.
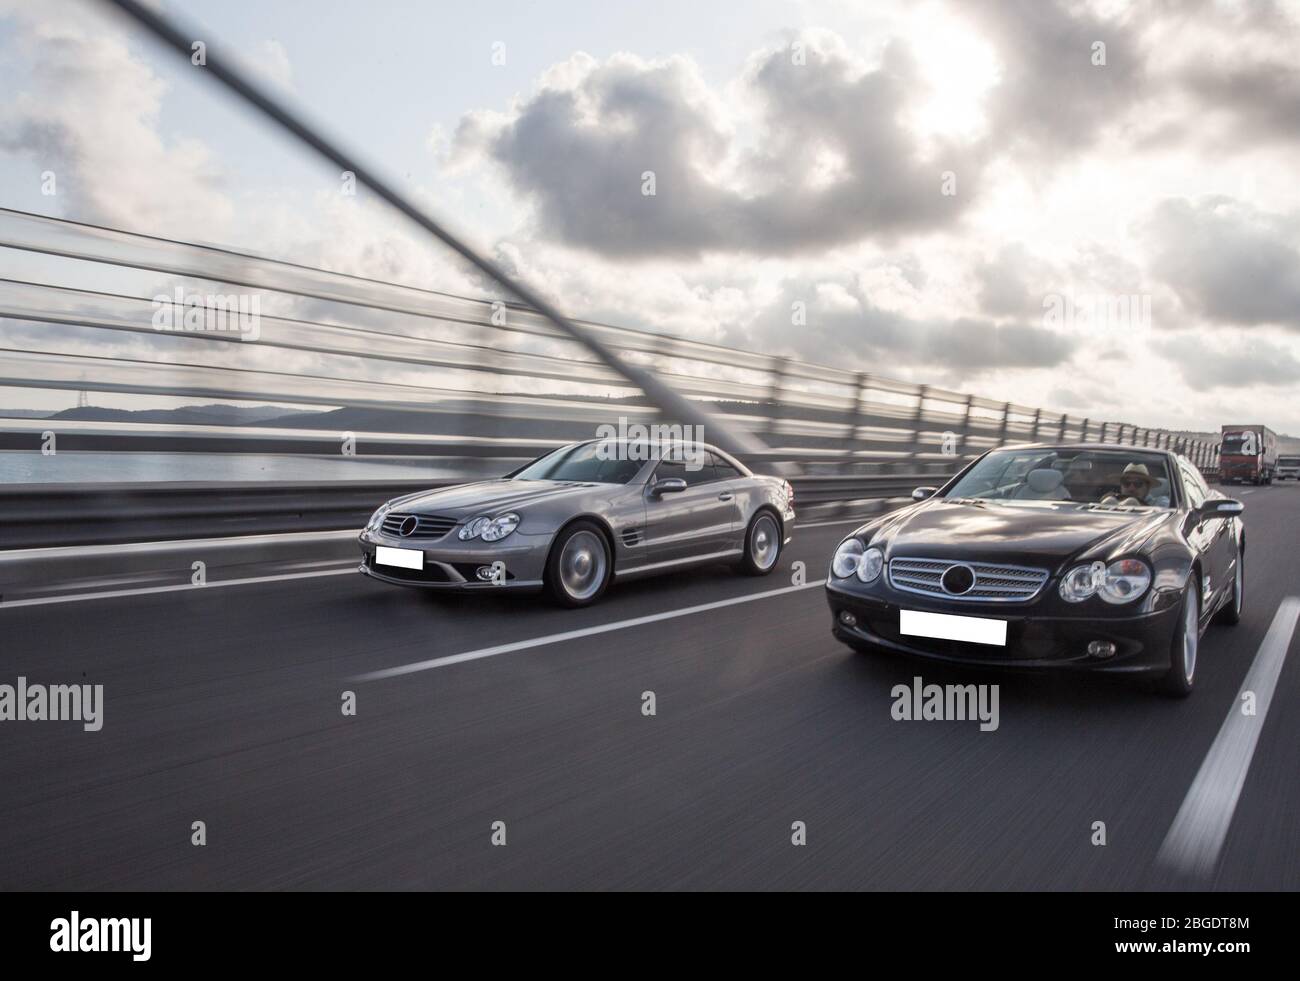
376, 545, 423, 570
900, 609, 1007, 646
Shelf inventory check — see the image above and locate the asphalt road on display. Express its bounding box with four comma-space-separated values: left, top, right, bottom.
2, 486, 1298, 890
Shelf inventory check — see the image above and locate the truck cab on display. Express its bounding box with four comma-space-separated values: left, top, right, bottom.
1219, 424, 1279, 485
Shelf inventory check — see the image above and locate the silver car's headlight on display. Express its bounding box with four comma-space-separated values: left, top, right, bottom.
1098, 558, 1152, 604
458, 516, 491, 540
857, 547, 884, 583
480, 513, 521, 542
366, 504, 391, 534
832, 539, 864, 578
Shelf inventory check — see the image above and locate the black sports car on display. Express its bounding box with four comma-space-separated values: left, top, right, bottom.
825, 444, 1245, 695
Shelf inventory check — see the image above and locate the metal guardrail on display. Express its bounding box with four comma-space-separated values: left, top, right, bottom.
0, 475, 933, 550
0, 207, 1221, 553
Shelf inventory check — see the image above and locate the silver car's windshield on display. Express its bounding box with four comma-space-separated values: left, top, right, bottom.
512, 443, 642, 484
945, 449, 1175, 507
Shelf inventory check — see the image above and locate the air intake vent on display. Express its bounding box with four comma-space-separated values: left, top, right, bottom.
622, 528, 642, 547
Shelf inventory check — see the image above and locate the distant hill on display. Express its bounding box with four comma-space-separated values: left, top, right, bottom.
0, 409, 56, 419
46, 404, 322, 426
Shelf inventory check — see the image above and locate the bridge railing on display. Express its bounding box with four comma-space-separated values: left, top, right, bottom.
0, 207, 1220, 549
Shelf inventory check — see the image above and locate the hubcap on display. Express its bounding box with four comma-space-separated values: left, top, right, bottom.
1183, 592, 1199, 683
560, 530, 606, 600
751, 515, 779, 571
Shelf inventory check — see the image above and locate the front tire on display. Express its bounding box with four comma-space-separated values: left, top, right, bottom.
1159, 579, 1200, 697
544, 521, 611, 608
738, 511, 782, 576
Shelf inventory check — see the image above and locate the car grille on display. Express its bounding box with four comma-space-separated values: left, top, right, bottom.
380, 512, 457, 541
888, 557, 1049, 602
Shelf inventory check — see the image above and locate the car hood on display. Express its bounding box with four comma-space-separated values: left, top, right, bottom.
386, 479, 607, 518
868, 498, 1172, 571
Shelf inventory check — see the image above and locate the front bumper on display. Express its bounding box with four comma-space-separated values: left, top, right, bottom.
825, 579, 1181, 674
1220, 468, 1260, 482
357, 529, 549, 591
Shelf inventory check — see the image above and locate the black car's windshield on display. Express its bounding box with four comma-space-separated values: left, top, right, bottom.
512, 442, 642, 484
944, 449, 1175, 507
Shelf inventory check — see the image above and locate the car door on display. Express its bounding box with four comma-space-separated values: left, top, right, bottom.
643, 448, 739, 564
1178, 458, 1227, 613
1186, 459, 1237, 610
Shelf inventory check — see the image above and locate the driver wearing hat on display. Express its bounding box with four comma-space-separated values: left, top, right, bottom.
1102, 463, 1158, 505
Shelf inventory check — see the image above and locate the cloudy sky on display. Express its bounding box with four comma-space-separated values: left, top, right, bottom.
1, 0, 1299, 434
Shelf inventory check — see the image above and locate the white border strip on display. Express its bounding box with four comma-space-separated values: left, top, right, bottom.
1157, 596, 1300, 877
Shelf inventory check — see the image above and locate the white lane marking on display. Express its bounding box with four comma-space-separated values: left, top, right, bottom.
796, 515, 885, 529
1238, 489, 1255, 495
0, 566, 357, 609
1157, 596, 1300, 878
353, 580, 826, 681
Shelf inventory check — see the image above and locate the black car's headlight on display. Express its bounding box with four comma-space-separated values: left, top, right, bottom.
459, 513, 521, 542
832, 540, 883, 582
1059, 558, 1151, 604
832, 539, 863, 578
1098, 558, 1153, 604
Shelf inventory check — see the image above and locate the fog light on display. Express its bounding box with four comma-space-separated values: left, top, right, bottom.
475, 566, 496, 581
838, 610, 857, 628
1087, 640, 1116, 659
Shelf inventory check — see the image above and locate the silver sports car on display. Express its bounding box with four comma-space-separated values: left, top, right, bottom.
358, 438, 796, 606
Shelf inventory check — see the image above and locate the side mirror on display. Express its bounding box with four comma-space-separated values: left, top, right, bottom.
1199, 498, 1243, 521
912, 486, 938, 501
650, 477, 687, 498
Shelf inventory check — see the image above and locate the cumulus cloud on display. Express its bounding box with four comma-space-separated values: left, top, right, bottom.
0, 1, 234, 235
964, 0, 1147, 155
455, 33, 982, 259
1154, 0, 1300, 149
1141, 197, 1300, 331
1155, 334, 1300, 389
975, 243, 1062, 318
243, 38, 295, 93
728, 275, 1076, 375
